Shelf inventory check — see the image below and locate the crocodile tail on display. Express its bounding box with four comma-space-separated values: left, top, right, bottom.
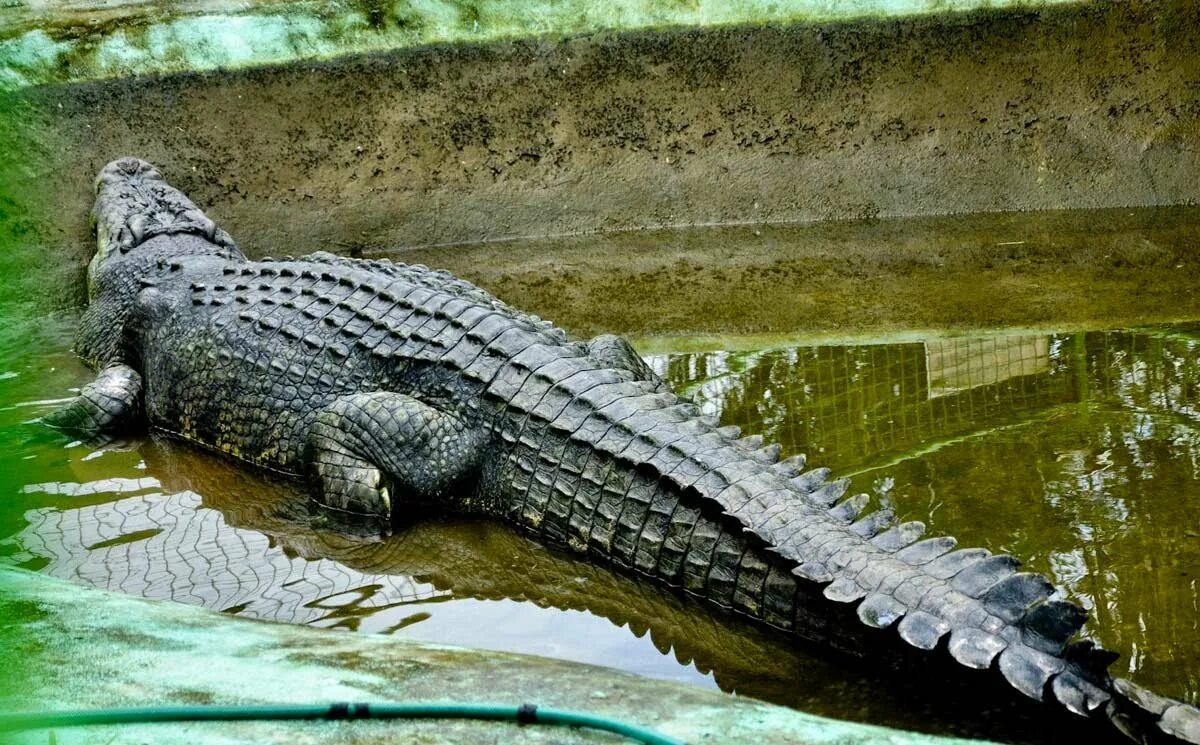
1108, 678, 1200, 744
488, 337, 1198, 743
660, 421, 1200, 744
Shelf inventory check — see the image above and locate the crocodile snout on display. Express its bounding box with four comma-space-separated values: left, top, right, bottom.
95, 157, 162, 193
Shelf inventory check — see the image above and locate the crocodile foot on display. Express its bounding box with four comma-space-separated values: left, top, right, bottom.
304, 392, 484, 521
43, 363, 143, 437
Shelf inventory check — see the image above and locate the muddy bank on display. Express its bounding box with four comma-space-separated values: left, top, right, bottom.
2, 1, 1198, 312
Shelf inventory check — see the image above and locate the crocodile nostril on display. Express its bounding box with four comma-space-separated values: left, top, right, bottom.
116, 157, 144, 174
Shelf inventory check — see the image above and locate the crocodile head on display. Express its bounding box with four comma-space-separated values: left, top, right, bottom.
88, 157, 236, 293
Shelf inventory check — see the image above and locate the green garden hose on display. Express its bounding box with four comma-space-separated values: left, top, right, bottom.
0, 701, 684, 744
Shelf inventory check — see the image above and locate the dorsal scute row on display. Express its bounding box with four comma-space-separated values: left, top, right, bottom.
293, 251, 568, 341
489, 340, 824, 557
219, 255, 572, 382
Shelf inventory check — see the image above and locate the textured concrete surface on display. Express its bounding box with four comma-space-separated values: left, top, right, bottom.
0, 567, 995, 745
2, 1, 1198, 315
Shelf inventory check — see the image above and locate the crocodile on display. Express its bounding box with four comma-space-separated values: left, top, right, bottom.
49, 157, 1200, 744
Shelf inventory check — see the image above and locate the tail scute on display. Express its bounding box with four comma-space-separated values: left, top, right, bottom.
823, 576, 867, 603
857, 592, 906, 629
998, 644, 1064, 701
981, 572, 1055, 622
951, 554, 1021, 597
871, 520, 926, 551
810, 478, 850, 507
926, 548, 991, 579
771, 454, 807, 477
829, 493, 869, 521
1064, 639, 1120, 675
849, 509, 894, 538
1051, 671, 1111, 716
1020, 600, 1088, 652
895, 536, 957, 565
948, 627, 1007, 669
795, 561, 833, 583
1160, 704, 1200, 743
789, 467, 830, 495
897, 609, 950, 650
1110, 678, 1200, 745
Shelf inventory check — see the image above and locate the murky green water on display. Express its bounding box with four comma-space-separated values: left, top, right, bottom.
1, 215, 1198, 741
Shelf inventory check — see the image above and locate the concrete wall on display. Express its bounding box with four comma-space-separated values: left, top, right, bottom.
1, 1, 1198, 311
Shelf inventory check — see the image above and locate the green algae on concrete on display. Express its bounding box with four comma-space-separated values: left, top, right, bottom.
0, 85, 62, 309
0, 0, 1083, 90
0, 566, 995, 745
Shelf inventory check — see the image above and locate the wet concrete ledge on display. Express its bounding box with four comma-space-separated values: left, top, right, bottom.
0, 567, 992, 745
2, 1, 1198, 312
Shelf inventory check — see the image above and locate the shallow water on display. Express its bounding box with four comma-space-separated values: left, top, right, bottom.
1, 216, 1198, 742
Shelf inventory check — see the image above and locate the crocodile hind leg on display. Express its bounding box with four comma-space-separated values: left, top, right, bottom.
43, 363, 142, 437
304, 392, 485, 520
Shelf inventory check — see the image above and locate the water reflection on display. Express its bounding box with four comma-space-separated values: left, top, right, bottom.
13, 488, 446, 626
653, 334, 1076, 474
1, 324, 1198, 738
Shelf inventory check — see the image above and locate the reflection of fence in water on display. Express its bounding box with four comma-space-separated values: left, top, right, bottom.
657, 334, 1075, 472
1088, 329, 1200, 423
925, 336, 1050, 397
6, 490, 446, 628
656, 330, 1200, 472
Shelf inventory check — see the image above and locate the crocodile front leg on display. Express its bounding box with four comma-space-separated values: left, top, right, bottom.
44, 363, 143, 437
304, 392, 485, 520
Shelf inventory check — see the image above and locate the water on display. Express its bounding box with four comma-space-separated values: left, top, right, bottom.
1, 215, 1199, 741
